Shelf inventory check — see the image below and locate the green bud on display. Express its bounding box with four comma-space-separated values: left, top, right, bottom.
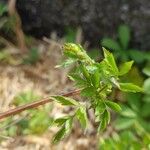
63, 43, 94, 64
63, 43, 81, 53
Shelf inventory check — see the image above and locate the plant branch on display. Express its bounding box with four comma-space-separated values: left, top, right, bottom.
0, 89, 81, 120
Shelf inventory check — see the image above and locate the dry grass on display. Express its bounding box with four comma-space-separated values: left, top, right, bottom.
0, 38, 99, 150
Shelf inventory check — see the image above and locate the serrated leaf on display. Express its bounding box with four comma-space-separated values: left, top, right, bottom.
80, 63, 90, 80
53, 126, 66, 143
101, 38, 121, 51
52, 96, 79, 106
119, 83, 143, 93
98, 109, 111, 132
91, 70, 100, 88
105, 100, 122, 112
81, 86, 96, 97
95, 101, 106, 116
119, 61, 134, 76
53, 117, 73, 143
86, 65, 98, 74
68, 74, 88, 87
54, 116, 70, 126
98, 117, 106, 132
65, 117, 73, 134
103, 48, 111, 58
64, 50, 78, 59
103, 48, 119, 75
76, 107, 88, 129
104, 109, 110, 124
118, 25, 130, 50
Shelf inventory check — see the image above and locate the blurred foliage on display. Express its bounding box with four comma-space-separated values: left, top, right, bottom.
0, 91, 53, 138
99, 131, 149, 150
0, 2, 15, 37
23, 48, 40, 65
0, 3, 7, 16
99, 25, 150, 149
64, 27, 77, 43
101, 24, 150, 63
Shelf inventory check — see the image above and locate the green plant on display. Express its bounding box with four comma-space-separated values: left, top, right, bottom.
101, 24, 150, 63
99, 92, 150, 149
99, 130, 149, 150
0, 3, 7, 16
100, 91, 150, 149
51, 43, 142, 143
0, 43, 143, 143
0, 2, 14, 32
64, 27, 77, 43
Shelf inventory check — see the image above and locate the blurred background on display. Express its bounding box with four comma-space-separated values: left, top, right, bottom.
0, 0, 150, 149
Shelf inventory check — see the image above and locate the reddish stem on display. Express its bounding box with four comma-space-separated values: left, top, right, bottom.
0, 89, 81, 120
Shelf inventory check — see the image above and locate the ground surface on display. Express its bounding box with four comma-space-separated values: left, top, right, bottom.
0, 39, 101, 150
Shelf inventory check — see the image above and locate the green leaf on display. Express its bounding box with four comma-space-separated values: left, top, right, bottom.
54, 116, 70, 126
76, 107, 88, 129
86, 65, 98, 74
52, 96, 79, 106
119, 61, 134, 76
143, 65, 150, 76
118, 25, 130, 50
115, 118, 135, 130
55, 58, 76, 68
103, 48, 119, 74
98, 117, 106, 132
53, 126, 66, 143
101, 38, 121, 51
81, 86, 96, 97
65, 117, 73, 134
141, 102, 150, 117
120, 106, 137, 118
95, 101, 106, 116
91, 70, 100, 88
105, 100, 122, 112
0, 3, 7, 16
143, 78, 150, 94
104, 109, 110, 124
53, 117, 73, 143
128, 49, 147, 63
80, 63, 90, 80
126, 93, 141, 112
119, 83, 143, 93
64, 28, 76, 42
68, 74, 88, 87
98, 110, 110, 131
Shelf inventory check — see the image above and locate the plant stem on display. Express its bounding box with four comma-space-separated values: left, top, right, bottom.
0, 89, 81, 120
